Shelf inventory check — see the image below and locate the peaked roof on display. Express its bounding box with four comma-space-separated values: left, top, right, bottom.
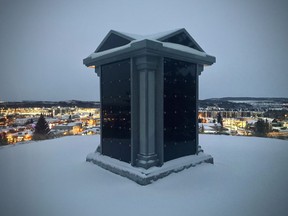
95, 28, 205, 53
84, 28, 216, 68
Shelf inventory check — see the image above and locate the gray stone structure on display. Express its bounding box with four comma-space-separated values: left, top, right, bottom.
84, 29, 216, 185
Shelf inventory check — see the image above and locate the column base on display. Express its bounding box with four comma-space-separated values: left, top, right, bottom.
136, 154, 159, 169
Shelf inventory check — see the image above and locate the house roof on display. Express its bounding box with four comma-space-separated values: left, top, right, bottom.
83, 28, 216, 67
95, 28, 204, 53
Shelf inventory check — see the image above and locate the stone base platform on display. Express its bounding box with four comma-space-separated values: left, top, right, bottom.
86, 152, 213, 185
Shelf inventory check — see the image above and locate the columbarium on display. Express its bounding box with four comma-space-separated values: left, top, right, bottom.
84, 28, 216, 185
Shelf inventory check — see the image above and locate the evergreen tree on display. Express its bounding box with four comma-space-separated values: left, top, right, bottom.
33, 114, 50, 140
0, 133, 8, 145
254, 119, 271, 137
217, 112, 223, 127
68, 115, 72, 121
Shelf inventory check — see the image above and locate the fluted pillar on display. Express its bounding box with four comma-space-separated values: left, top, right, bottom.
132, 55, 161, 169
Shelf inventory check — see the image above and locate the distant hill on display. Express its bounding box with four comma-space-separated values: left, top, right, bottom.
200, 97, 288, 110
0, 100, 100, 108
199, 99, 253, 110
207, 97, 288, 102
1, 97, 287, 110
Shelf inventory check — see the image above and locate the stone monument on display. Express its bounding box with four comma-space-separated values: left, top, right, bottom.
84, 28, 216, 185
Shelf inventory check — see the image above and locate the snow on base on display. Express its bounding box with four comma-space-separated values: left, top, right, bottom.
86, 151, 213, 185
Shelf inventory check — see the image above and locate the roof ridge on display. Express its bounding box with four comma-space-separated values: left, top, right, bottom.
115, 28, 184, 40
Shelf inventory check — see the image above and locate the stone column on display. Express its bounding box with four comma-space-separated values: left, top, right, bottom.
134, 55, 159, 169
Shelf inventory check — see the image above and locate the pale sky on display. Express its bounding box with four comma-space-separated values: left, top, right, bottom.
0, 0, 287, 101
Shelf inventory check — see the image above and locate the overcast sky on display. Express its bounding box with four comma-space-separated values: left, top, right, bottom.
0, 0, 287, 101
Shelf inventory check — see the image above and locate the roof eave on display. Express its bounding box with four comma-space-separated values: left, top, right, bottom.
84, 39, 215, 67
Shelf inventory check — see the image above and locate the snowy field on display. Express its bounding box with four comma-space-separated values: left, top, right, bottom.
0, 135, 288, 216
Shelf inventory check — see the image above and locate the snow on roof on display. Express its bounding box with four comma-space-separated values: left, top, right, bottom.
89, 38, 206, 60
89, 42, 131, 59
162, 42, 206, 57
67, 122, 82, 127
45, 118, 60, 123
88, 28, 207, 59
117, 28, 183, 40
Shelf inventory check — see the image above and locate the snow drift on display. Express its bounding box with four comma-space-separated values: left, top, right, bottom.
0, 135, 287, 216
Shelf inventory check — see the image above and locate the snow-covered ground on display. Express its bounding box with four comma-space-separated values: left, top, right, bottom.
0, 135, 287, 216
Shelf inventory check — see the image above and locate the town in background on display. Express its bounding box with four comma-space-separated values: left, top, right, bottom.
0, 98, 288, 145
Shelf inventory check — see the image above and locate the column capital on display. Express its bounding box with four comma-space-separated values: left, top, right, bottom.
197, 64, 204, 76
134, 55, 159, 71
